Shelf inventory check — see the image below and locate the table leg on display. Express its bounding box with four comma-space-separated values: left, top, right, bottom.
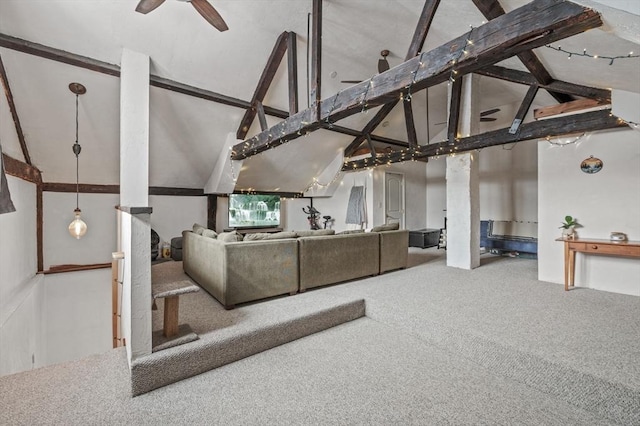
163, 295, 179, 337
563, 242, 570, 291
568, 248, 576, 289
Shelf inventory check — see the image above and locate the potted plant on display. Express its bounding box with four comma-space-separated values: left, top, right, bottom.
559, 215, 580, 239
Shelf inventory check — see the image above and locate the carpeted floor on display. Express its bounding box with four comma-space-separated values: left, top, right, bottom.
1, 248, 639, 425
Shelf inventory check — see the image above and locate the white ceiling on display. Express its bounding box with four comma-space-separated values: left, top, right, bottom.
0, 0, 638, 192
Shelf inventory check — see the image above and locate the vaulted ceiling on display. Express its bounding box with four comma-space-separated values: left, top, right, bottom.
0, 0, 638, 192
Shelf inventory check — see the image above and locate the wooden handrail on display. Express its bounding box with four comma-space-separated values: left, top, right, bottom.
39, 262, 111, 275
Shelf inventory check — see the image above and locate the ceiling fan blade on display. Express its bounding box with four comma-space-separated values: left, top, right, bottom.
480, 108, 500, 117
378, 58, 390, 73
135, 0, 166, 14
480, 117, 497, 122
190, 0, 229, 31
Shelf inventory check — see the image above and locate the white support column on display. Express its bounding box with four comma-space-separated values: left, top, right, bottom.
446, 74, 480, 269
119, 49, 152, 364
120, 48, 149, 207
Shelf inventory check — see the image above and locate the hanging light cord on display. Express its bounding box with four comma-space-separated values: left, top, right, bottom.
75, 93, 79, 210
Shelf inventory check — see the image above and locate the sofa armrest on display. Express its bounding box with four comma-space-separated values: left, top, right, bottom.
378, 229, 409, 273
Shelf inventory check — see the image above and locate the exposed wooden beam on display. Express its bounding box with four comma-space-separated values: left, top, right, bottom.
343, 110, 625, 170
471, 0, 573, 103
310, 0, 322, 116
0, 55, 31, 165
321, 123, 409, 148
256, 101, 268, 131
0, 33, 120, 76
403, 100, 418, 149
236, 32, 290, 139
534, 98, 610, 120
0, 33, 401, 151
365, 134, 377, 159
447, 77, 463, 143
344, 0, 441, 160
207, 194, 217, 230
405, 0, 441, 60
287, 31, 299, 115
344, 102, 398, 157
41, 182, 205, 196
149, 187, 205, 197
2, 153, 41, 184
233, 0, 602, 161
476, 65, 610, 101
509, 84, 539, 134
37, 184, 43, 271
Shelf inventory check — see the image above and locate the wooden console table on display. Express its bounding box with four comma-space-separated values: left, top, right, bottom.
556, 237, 640, 291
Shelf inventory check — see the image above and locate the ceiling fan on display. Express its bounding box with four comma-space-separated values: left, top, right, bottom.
135, 0, 229, 32
480, 108, 500, 122
341, 50, 391, 84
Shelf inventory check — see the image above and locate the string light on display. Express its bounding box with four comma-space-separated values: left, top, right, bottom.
404, 51, 426, 102
545, 45, 639, 65
449, 26, 475, 84
544, 133, 586, 147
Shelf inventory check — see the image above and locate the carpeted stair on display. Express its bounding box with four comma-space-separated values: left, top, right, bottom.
131, 297, 365, 396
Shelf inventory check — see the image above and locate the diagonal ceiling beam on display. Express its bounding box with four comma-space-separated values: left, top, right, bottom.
447, 77, 463, 143
344, 0, 441, 158
0, 54, 32, 165
344, 102, 398, 157
233, 0, 602, 160
342, 109, 625, 170
508, 84, 538, 134
471, 0, 573, 103
236, 31, 290, 139
476, 65, 610, 101
0, 34, 412, 151
405, 0, 441, 61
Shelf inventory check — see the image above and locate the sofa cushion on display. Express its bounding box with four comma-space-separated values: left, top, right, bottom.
202, 229, 218, 239
192, 223, 208, 235
217, 230, 244, 242
244, 231, 297, 241
295, 229, 335, 237
337, 229, 364, 235
371, 223, 400, 232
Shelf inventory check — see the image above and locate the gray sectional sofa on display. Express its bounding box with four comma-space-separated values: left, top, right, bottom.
183, 225, 408, 309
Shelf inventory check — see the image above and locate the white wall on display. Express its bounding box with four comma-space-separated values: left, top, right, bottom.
149, 195, 207, 245
0, 176, 44, 376
426, 141, 539, 229
44, 269, 112, 365
43, 192, 118, 269
538, 128, 640, 295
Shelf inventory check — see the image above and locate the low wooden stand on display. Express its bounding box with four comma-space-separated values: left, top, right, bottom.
152, 280, 200, 337
556, 237, 640, 291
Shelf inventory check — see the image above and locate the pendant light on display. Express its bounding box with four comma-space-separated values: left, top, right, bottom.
68, 82, 88, 239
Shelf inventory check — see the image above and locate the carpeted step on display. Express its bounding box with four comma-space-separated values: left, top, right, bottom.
131, 298, 366, 396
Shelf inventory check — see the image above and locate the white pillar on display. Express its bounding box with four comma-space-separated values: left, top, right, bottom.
119, 49, 152, 364
446, 74, 480, 269
120, 48, 149, 207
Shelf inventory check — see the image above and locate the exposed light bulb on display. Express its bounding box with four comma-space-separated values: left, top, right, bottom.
68, 208, 87, 239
